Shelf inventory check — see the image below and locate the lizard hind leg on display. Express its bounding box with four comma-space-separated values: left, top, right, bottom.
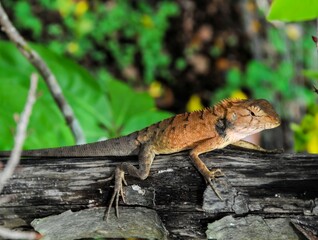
104, 167, 127, 221
104, 144, 155, 221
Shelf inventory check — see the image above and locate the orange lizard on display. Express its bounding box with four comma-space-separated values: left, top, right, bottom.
0, 98, 280, 220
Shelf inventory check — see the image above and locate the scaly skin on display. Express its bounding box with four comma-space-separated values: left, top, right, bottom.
0, 98, 281, 221
104, 98, 281, 220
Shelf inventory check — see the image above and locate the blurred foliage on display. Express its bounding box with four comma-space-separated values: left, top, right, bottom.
265, 1, 318, 153
1, 1, 318, 153
212, 1, 318, 153
0, 0, 177, 149
0, 41, 171, 150
214, 59, 315, 113
213, 18, 316, 111
267, 0, 318, 22
4, 0, 179, 84
291, 104, 318, 153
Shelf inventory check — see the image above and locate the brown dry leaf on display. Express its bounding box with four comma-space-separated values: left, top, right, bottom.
122, 65, 139, 80
189, 25, 213, 50
250, 20, 261, 34
214, 36, 225, 51
246, 1, 256, 12
216, 58, 230, 71
188, 54, 210, 74
155, 86, 174, 109
197, 25, 213, 42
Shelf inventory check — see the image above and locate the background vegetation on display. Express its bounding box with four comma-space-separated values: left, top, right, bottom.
0, 0, 317, 153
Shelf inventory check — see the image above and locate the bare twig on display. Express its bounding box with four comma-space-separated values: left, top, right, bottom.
0, 73, 38, 192
0, 226, 40, 240
0, 73, 39, 239
0, 2, 85, 144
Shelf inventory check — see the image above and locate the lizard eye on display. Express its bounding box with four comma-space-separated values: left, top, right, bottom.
249, 110, 256, 116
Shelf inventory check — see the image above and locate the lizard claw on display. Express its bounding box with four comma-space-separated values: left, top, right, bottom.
207, 178, 223, 201
104, 173, 114, 182
209, 168, 224, 178
103, 167, 126, 221
97, 173, 114, 183
204, 168, 224, 201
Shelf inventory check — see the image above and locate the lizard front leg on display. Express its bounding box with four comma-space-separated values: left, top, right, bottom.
104, 144, 155, 221
190, 138, 224, 200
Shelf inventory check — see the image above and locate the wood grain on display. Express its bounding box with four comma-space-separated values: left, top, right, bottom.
1, 148, 318, 239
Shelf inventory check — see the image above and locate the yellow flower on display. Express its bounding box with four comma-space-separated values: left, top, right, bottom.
140, 15, 154, 28
307, 133, 318, 154
314, 113, 318, 129
149, 81, 163, 98
57, 0, 73, 17
186, 94, 204, 112
75, 0, 89, 17
67, 42, 79, 54
230, 90, 248, 100
286, 24, 301, 41
76, 18, 93, 36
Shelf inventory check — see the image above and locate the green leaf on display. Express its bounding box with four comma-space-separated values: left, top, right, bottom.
48, 24, 63, 36
0, 40, 172, 149
227, 68, 241, 87
267, 0, 318, 22
122, 111, 172, 135
302, 69, 318, 79
14, 1, 42, 38
175, 58, 187, 70
0, 41, 109, 148
98, 69, 173, 137
268, 28, 287, 54
105, 80, 161, 135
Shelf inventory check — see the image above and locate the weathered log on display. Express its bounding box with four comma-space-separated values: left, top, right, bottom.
1, 148, 318, 239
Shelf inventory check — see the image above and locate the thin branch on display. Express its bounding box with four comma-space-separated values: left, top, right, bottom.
0, 2, 85, 144
0, 73, 38, 192
0, 73, 39, 240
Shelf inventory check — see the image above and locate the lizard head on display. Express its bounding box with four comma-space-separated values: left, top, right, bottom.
215, 99, 281, 141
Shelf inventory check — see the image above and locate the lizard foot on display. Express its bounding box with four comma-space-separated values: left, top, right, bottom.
103, 167, 127, 221
209, 168, 224, 178
204, 168, 224, 201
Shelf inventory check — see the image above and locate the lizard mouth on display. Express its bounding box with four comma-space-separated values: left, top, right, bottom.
274, 118, 281, 127
266, 120, 281, 129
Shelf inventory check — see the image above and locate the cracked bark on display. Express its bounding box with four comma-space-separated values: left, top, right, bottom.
0, 148, 318, 239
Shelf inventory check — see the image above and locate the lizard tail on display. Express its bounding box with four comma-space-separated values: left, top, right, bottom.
0, 132, 140, 157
